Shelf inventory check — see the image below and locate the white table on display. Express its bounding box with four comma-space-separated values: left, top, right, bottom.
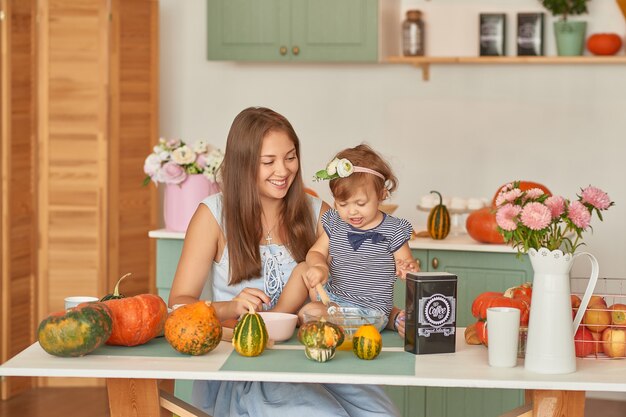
2, 331, 625, 417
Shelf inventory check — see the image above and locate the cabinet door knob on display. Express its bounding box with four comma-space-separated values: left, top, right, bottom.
431, 257, 439, 269
292, 46, 300, 55
279, 46, 287, 56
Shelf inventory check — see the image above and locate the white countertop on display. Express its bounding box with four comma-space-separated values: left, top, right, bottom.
148, 229, 518, 254
2, 332, 624, 392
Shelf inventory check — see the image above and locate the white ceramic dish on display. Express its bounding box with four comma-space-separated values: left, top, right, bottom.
258, 312, 298, 342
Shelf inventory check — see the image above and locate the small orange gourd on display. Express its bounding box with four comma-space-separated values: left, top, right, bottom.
165, 301, 223, 356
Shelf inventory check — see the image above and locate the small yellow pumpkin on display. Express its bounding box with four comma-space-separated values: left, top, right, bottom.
164, 301, 222, 355
352, 324, 382, 360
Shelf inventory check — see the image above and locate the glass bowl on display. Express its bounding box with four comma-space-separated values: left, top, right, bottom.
301, 306, 386, 350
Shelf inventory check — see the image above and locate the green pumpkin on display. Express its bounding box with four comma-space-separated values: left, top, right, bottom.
100, 273, 131, 301
37, 302, 113, 357
232, 310, 268, 357
427, 190, 450, 240
298, 319, 345, 363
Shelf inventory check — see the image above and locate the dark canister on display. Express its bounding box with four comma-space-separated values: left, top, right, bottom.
405, 272, 457, 354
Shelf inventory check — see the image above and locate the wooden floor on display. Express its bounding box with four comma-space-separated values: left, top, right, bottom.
1, 387, 625, 417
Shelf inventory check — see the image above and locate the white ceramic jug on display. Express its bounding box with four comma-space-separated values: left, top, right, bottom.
524, 248, 599, 374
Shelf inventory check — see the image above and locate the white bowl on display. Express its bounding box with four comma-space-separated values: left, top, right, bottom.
257, 312, 298, 342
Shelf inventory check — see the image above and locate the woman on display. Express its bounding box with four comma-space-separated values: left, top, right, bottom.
169, 107, 400, 417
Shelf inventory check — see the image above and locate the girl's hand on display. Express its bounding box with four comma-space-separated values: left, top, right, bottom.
396, 258, 419, 279
395, 310, 406, 338
304, 265, 328, 289
230, 288, 270, 318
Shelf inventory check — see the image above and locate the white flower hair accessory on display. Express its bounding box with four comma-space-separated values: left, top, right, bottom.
313, 157, 385, 182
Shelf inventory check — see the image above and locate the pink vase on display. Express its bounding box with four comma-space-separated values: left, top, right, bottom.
164, 174, 220, 232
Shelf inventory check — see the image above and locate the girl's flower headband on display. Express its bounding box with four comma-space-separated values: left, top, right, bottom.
313, 158, 385, 182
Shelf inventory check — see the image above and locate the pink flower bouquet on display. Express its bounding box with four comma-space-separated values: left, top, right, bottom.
143, 138, 224, 186
495, 182, 614, 254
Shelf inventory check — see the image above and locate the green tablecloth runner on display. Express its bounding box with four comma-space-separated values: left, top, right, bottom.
91, 337, 187, 358
219, 348, 415, 376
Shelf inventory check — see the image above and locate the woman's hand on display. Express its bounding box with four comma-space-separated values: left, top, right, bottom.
229, 288, 270, 318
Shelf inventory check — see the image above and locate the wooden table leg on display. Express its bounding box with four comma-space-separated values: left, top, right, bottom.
107, 378, 162, 417
532, 390, 585, 417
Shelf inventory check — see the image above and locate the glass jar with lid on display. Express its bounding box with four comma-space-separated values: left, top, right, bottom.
402, 10, 425, 56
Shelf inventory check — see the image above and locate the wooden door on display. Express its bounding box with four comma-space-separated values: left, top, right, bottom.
0, 0, 38, 400
37, 0, 110, 327
108, 0, 158, 296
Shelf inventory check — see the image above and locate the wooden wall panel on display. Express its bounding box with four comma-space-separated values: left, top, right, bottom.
1, 0, 37, 399
109, 0, 158, 296
41, 0, 108, 316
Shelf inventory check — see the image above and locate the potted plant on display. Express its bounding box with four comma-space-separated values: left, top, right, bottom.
539, 0, 590, 56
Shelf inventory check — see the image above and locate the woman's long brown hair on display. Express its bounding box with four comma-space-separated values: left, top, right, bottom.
220, 107, 316, 284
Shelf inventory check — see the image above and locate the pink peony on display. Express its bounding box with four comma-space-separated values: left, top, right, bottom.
496, 204, 522, 231
544, 196, 565, 219
568, 201, 591, 229
581, 186, 612, 210
524, 188, 545, 200
496, 188, 523, 207
520, 202, 551, 230
160, 161, 187, 185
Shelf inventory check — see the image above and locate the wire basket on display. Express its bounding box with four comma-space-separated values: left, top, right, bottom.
571, 277, 626, 360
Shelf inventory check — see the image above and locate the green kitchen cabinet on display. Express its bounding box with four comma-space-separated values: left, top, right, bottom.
386, 248, 532, 417
206, 0, 379, 62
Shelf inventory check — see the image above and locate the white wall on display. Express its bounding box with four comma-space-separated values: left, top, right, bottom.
159, 0, 626, 281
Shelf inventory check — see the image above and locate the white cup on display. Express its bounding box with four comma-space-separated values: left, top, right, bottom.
486, 307, 520, 368
64, 296, 99, 310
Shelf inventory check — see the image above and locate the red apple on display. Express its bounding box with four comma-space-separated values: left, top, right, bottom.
591, 330, 604, 355
571, 294, 582, 309
589, 295, 608, 308
583, 303, 612, 333
574, 326, 595, 357
601, 328, 626, 358
610, 303, 626, 327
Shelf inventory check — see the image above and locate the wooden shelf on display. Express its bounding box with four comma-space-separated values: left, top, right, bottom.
386, 56, 626, 81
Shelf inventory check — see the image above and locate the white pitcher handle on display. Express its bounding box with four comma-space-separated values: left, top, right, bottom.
572, 252, 599, 334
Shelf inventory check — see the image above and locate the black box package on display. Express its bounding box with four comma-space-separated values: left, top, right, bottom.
405, 272, 457, 355
479, 13, 506, 56
517, 13, 544, 56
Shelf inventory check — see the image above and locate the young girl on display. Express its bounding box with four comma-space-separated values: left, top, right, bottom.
169, 108, 399, 416
299, 144, 418, 332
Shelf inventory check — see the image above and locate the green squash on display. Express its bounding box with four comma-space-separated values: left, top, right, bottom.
37, 302, 113, 357
232, 308, 268, 357
297, 319, 345, 363
427, 190, 450, 240
100, 273, 131, 301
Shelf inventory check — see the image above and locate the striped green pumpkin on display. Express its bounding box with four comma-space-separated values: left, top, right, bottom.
427, 190, 450, 240
352, 324, 382, 360
232, 311, 268, 357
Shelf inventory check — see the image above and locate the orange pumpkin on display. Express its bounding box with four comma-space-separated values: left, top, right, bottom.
104, 294, 168, 346
491, 181, 551, 207
466, 207, 504, 244
165, 301, 222, 355
471, 291, 530, 325
475, 320, 488, 346
587, 33, 622, 56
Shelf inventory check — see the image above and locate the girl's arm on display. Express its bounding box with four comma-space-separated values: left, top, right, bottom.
168, 204, 269, 320
393, 242, 419, 278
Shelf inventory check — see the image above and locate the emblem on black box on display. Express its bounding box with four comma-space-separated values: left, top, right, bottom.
418, 293, 455, 337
